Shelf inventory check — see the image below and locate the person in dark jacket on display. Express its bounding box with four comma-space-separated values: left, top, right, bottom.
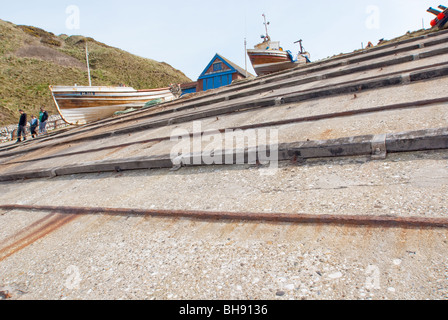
16, 109, 27, 143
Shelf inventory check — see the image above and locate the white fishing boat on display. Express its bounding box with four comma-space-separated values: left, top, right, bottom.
49, 41, 177, 125
49, 85, 175, 125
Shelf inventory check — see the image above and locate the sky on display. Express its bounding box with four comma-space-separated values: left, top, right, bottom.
0, 0, 440, 81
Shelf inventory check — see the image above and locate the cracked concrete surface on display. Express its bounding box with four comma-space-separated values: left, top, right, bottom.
0, 151, 448, 300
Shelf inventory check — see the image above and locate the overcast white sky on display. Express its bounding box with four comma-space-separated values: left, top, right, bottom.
0, 0, 440, 81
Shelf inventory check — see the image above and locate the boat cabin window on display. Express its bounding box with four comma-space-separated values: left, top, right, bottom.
269, 41, 280, 50
256, 41, 281, 51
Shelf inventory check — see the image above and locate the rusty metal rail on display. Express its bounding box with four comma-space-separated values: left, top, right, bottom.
1, 204, 448, 229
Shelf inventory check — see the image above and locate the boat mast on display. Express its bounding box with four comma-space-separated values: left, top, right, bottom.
262, 14, 270, 41
85, 40, 92, 87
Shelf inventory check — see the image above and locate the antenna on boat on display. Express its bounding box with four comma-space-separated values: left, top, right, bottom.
262, 14, 270, 41
85, 39, 92, 87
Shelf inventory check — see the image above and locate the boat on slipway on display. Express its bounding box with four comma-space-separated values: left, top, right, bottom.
49, 85, 176, 125
49, 41, 178, 126
247, 14, 311, 76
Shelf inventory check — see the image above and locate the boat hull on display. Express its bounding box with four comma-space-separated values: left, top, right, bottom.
49, 86, 175, 125
247, 49, 308, 76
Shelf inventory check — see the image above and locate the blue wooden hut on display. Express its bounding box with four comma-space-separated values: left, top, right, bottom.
197, 53, 254, 92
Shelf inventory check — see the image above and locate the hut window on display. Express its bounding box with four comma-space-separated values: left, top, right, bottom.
213, 62, 222, 72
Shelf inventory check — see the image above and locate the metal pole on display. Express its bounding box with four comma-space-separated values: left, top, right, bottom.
244, 38, 248, 77
85, 41, 92, 86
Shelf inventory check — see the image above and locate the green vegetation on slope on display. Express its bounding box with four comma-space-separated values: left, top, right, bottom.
0, 19, 191, 126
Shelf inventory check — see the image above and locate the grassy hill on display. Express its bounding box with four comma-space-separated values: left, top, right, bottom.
0, 19, 191, 126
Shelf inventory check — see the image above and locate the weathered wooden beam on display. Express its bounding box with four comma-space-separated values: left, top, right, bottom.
0, 127, 447, 182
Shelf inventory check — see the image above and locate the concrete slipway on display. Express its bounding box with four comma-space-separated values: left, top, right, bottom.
0, 29, 448, 301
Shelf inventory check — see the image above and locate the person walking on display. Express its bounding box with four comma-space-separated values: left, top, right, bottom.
39, 107, 49, 134
30, 115, 38, 138
16, 109, 27, 143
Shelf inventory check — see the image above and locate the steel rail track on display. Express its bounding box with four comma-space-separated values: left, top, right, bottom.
1, 204, 448, 229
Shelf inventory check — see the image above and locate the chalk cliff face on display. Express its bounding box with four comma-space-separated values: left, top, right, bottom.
0, 19, 191, 126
